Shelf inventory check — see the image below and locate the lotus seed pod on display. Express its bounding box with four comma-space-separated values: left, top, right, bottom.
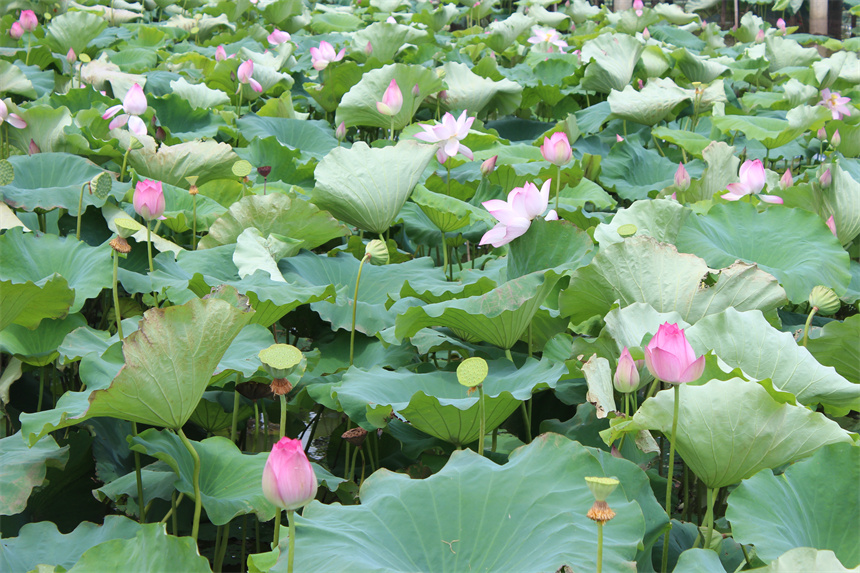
114, 217, 139, 239
457, 356, 488, 388
585, 476, 620, 502
808, 286, 840, 316
365, 239, 389, 265
258, 344, 305, 379
90, 172, 113, 200
0, 159, 13, 186
232, 160, 253, 178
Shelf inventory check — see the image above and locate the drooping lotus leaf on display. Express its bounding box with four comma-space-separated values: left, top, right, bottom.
199, 192, 349, 250
671, 48, 729, 83
593, 199, 691, 246
0, 61, 37, 99
236, 115, 338, 160
0, 314, 87, 367
270, 434, 666, 573
0, 515, 143, 571
683, 141, 740, 203
751, 548, 860, 573
608, 78, 690, 126
484, 12, 535, 53
685, 309, 860, 414
93, 463, 178, 518
580, 33, 645, 94
169, 77, 231, 109
608, 379, 851, 489
210, 324, 277, 384
439, 62, 523, 117
599, 142, 686, 201
675, 202, 851, 303
0, 153, 126, 215
0, 276, 74, 331
332, 358, 565, 441
806, 315, 860, 385
351, 22, 429, 63
395, 270, 562, 349
410, 184, 491, 234
651, 127, 714, 158
711, 107, 828, 150
558, 236, 787, 328
0, 432, 69, 516
0, 229, 112, 314
507, 219, 594, 279
311, 140, 436, 235
46, 11, 108, 58
764, 35, 820, 73
335, 64, 442, 130
233, 228, 302, 281
825, 161, 860, 247
673, 548, 726, 572
726, 443, 859, 567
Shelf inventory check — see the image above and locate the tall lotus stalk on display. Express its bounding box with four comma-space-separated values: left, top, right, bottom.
539, 132, 572, 212
350, 240, 388, 366
457, 357, 489, 456
585, 477, 620, 573
185, 176, 199, 250
177, 427, 202, 541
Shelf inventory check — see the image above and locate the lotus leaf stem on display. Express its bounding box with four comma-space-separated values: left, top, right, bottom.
214, 522, 230, 573
76, 182, 88, 240
159, 491, 184, 526
350, 254, 370, 366
273, 510, 282, 550
112, 250, 124, 340
802, 306, 818, 347
192, 194, 197, 250
476, 385, 486, 457
131, 421, 146, 523
287, 509, 296, 573
230, 378, 241, 443
520, 402, 532, 443
177, 427, 202, 542
703, 486, 719, 549
279, 394, 287, 440
660, 382, 680, 573
253, 401, 260, 453
441, 233, 449, 281
119, 145, 132, 183
555, 164, 561, 211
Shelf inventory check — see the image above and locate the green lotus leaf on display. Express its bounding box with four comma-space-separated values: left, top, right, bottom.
651, 127, 718, 158
168, 77, 230, 109
507, 218, 594, 279
673, 548, 725, 572
0, 313, 87, 368
260, 0, 303, 27
310, 11, 363, 33
685, 309, 860, 414
683, 141, 740, 203
236, 115, 338, 160
484, 12, 535, 53
398, 275, 500, 305
333, 358, 564, 440
0, 228, 112, 314
233, 138, 316, 190
599, 142, 685, 201
594, 199, 691, 246
751, 548, 860, 572
0, 515, 144, 571
410, 184, 492, 234
94, 463, 178, 518
0, 276, 74, 331
270, 434, 665, 573
726, 443, 859, 568
233, 228, 302, 281
711, 107, 828, 150
0, 61, 37, 99
764, 35, 820, 73
675, 202, 851, 303
304, 61, 365, 114
311, 140, 436, 235
335, 64, 442, 130
806, 315, 859, 385
613, 379, 851, 489
825, 161, 860, 247
148, 94, 226, 140
351, 22, 429, 63
558, 236, 787, 328
581, 33, 645, 94
6, 105, 81, 155
672, 48, 730, 83
439, 62, 523, 118
608, 78, 690, 126
0, 432, 69, 516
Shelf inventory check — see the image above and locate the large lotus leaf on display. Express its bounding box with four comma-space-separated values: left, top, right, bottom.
0, 61, 37, 99
594, 198, 691, 246
581, 33, 645, 94
651, 127, 715, 158
0, 314, 87, 367
335, 64, 443, 130
410, 184, 492, 233
484, 12, 535, 53
198, 192, 349, 250
439, 62, 523, 117
673, 548, 725, 572
711, 108, 827, 150
0, 229, 112, 314
233, 228, 301, 281
333, 358, 565, 441
684, 141, 740, 203
351, 22, 429, 63
685, 309, 860, 414
46, 11, 108, 57
672, 48, 730, 83
67, 522, 211, 573
600, 142, 683, 200
148, 94, 226, 140
824, 161, 860, 247
272, 434, 665, 573
751, 548, 860, 573
675, 202, 851, 302
0, 432, 69, 516
6, 105, 76, 155
236, 116, 338, 160
303, 61, 365, 114
0, 275, 74, 331
0, 515, 144, 571
558, 236, 787, 327
279, 251, 444, 340
806, 315, 859, 385
311, 140, 436, 235
608, 78, 690, 126
613, 379, 851, 489
398, 274, 500, 305
395, 270, 562, 349
764, 36, 820, 73
726, 442, 859, 567
0, 153, 126, 214
169, 77, 231, 109
507, 218, 594, 279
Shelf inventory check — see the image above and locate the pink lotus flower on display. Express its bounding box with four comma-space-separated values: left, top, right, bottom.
755, 29, 765, 43
102, 83, 148, 137
779, 169, 793, 189
674, 163, 690, 191
28, 139, 40, 155
335, 121, 346, 140
0, 99, 27, 129
644, 322, 705, 384
412, 83, 420, 97
825, 215, 837, 237
236, 60, 262, 94
540, 132, 572, 166
777, 18, 786, 33
527, 26, 568, 53
262, 437, 318, 511
831, 129, 841, 147
10, 22, 23, 40
616, 134, 624, 142
613, 347, 640, 393
820, 167, 832, 188
67, 48, 76, 65
19, 10, 38, 32
642, 27, 650, 40
215, 45, 233, 61
633, 0, 644, 16
481, 155, 498, 177
365, 41, 373, 56
479, 180, 558, 247
376, 79, 403, 116
133, 179, 166, 221
310, 41, 345, 71
267, 29, 290, 45
414, 110, 476, 162
722, 159, 782, 204
818, 89, 852, 121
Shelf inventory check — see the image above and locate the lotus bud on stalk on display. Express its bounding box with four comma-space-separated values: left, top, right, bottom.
803, 285, 840, 346
777, 18, 786, 33
674, 163, 690, 192
780, 168, 793, 189
215, 45, 228, 61
819, 168, 832, 188
642, 27, 650, 40
540, 132, 572, 211
481, 155, 497, 177
755, 29, 765, 43
817, 127, 827, 141
67, 48, 77, 65
10, 22, 24, 40
376, 79, 403, 116
365, 41, 373, 56
335, 121, 346, 143
19, 10, 38, 32
831, 129, 841, 148
633, 0, 644, 16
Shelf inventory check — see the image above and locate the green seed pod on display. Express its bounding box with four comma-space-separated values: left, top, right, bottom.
364, 239, 389, 265
808, 286, 840, 316
114, 217, 139, 239
457, 357, 488, 388
0, 159, 13, 186
258, 344, 305, 379
90, 172, 113, 200
585, 476, 620, 502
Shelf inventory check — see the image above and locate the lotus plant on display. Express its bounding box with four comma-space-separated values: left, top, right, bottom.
267, 29, 291, 45
722, 159, 783, 204
414, 110, 475, 163
17, 10, 37, 64
540, 132, 572, 210
479, 180, 559, 248
376, 79, 403, 139
614, 348, 640, 416
133, 179, 166, 274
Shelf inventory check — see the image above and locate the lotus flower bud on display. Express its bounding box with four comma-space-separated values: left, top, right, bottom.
262, 437, 318, 511
540, 132, 572, 166
481, 155, 498, 177
215, 45, 227, 61
133, 179, 165, 221
10, 22, 24, 40
642, 27, 650, 40
28, 139, 40, 155
777, 18, 786, 33
808, 285, 840, 315
819, 168, 832, 188
831, 129, 841, 147
365, 239, 389, 265
825, 215, 837, 237
638, 79, 644, 90
817, 127, 827, 140
674, 163, 690, 191
376, 79, 403, 116
644, 322, 705, 384
19, 10, 38, 32
616, 134, 624, 142
412, 83, 420, 97
365, 41, 373, 56
780, 169, 793, 189
67, 48, 77, 65
335, 121, 346, 140
613, 348, 640, 393
755, 29, 764, 43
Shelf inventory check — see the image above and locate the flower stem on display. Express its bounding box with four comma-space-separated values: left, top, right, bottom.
145, 221, 154, 274
596, 521, 604, 573
445, 162, 451, 196
119, 145, 132, 183
555, 165, 561, 212
287, 509, 296, 573
192, 194, 197, 250
350, 254, 370, 367
279, 394, 287, 440
230, 377, 240, 443
76, 182, 88, 240
660, 383, 680, 573
703, 486, 718, 549
112, 250, 124, 340
273, 510, 282, 548
802, 306, 818, 347
177, 427, 202, 542
132, 421, 146, 523
519, 402, 532, 442
441, 232, 449, 281
477, 385, 486, 457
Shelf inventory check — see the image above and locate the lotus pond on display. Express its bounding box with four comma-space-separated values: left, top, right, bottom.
0, 0, 859, 571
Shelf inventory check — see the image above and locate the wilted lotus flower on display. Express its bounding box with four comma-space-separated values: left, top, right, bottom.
376, 79, 403, 116
133, 179, 166, 221
633, 0, 644, 16
777, 18, 786, 33
540, 132, 572, 166
102, 82, 148, 137
481, 155, 498, 177
818, 89, 852, 121
236, 60, 262, 93
10, 22, 24, 40
527, 26, 568, 53
722, 159, 782, 204
310, 40, 345, 71
479, 180, 558, 247
674, 163, 690, 191
779, 168, 793, 189
267, 29, 290, 45
0, 99, 27, 129
414, 110, 476, 162
18, 10, 38, 32
262, 437, 318, 511
644, 322, 705, 384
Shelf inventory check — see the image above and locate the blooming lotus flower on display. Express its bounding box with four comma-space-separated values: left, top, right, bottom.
376, 79, 403, 116
19, 10, 38, 32
633, 0, 644, 16
825, 215, 837, 237
0, 99, 27, 129
722, 159, 782, 204
540, 132, 572, 166
479, 180, 558, 247
102, 83, 148, 137
215, 45, 232, 61
644, 322, 705, 384
614, 348, 640, 393
675, 163, 690, 191
267, 29, 290, 45
527, 26, 568, 53
262, 437, 318, 511
133, 179, 166, 221
818, 89, 852, 121
236, 60, 262, 93
310, 40, 345, 71
10, 22, 23, 40
414, 110, 476, 162
777, 18, 786, 33
780, 168, 793, 189
481, 155, 497, 177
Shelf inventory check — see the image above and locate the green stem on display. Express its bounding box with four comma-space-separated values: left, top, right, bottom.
273, 510, 282, 548
119, 145, 132, 183
76, 183, 88, 240
279, 394, 287, 440
240, 515, 247, 573
172, 491, 179, 534
287, 509, 296, 573
554, 164, 561, 212
348, 443, 360, 482
491, 428, 498, 452
596, 521, 604, 573
477, 385, 486, 457
132, 421, 146, 523
441, 233, 449, 281
703, 486, 718, 549
159, 492, 183, 525
191, 194, 197, 250
389, 118, 395, 141
519, 401, 532, 443
802, 306, 818, 347
445, 162, 451, 196
660, 383, 680, 573
230, 378, 241, 443
112, 250, 123, 340
652, 134, 666, 158
505, 348, 513, 362
145, 221, 154, 274
350, 254, 370, 367
214, 522, 230, 573
252, 401, 260, 453
37, 368, 45, 412
177, 427, 202, 542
